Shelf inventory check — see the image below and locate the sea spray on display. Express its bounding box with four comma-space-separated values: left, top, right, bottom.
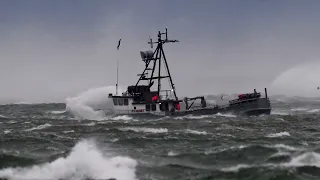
270, 61, 320, 97
65, 85, 124, 120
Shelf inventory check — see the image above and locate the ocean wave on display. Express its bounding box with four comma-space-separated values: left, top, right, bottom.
62, 130, 75, 134
48, 110, 66, 114
3, 130, 11, 134
24, 123, 52, 131
220, 151, 320, 173
205, 143, 303, 155
119, 127, 168, 134
215, 113, 237, 118
0, 139, 138, 180
291, 108, 308, 112
266, 131, 291, 138
185, 129, 208, 135
0, 115, 9, 119
167, 151, 179, 156
173, 114, 211, 120
0, 154, 37, 169
111, 115, 133, 121
307, 109, 320, 113
271, 110, 290, 116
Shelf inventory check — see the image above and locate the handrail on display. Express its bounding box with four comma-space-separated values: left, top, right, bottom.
229, 97, 260, 104
94, 108, 166, 116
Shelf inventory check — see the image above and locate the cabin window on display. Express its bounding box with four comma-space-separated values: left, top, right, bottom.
160, 103, 164, 111
151, 104, 156, 111
124, 99, 129, 105
160, 103, 169, 111
146, 104, 150, 111
113, 98, 118, 105
118, 98, 124, 106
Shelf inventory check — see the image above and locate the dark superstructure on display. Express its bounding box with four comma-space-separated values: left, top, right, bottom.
107, 28, 271, 116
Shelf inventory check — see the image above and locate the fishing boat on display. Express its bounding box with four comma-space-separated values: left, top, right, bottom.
107, 28, 271, 116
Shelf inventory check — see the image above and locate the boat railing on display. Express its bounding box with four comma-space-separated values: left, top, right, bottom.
218, 104, 230, 109
186, 104, 219, 110
94, 109, 167, 116
229, 97, 260, 105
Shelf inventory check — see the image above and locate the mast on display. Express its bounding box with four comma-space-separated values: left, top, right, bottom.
116, 39, 121, 95
116, 59, 119, 95
135, 28, 179, 100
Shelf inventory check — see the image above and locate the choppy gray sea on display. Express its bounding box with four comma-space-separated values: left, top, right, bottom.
1, 96, 320, 180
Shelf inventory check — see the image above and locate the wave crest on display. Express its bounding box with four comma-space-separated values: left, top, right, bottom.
0, 139, 138, 180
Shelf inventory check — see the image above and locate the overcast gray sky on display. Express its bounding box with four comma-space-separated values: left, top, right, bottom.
1, 0, 320, 103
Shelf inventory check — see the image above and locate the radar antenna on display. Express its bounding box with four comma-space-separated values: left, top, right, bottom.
136, 28, 179, 101
148, 36, 153, 49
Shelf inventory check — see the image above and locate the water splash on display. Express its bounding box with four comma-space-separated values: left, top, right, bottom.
65, 85, 124, 120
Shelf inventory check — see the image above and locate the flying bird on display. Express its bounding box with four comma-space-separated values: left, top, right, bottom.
117, 39, 121, 50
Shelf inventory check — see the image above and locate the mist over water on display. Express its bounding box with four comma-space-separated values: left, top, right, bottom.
270, 61, 320, 97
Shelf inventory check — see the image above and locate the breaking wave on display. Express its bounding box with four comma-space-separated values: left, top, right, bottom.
216, 112, 237, 118
49, 110, 66, 114
0, 114, 9, 119
205, 143, 302, 156
25, 123, 52, 131
221, 151, 320, 173
65, 85, 124, 120
185, 129, 208, 135
119, 127, 168, 134
173, 113, 236, 120
111, 115, 133, 121
308, 109, 320, 113
266, 131, 290, 138
0, 139, 138, 180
